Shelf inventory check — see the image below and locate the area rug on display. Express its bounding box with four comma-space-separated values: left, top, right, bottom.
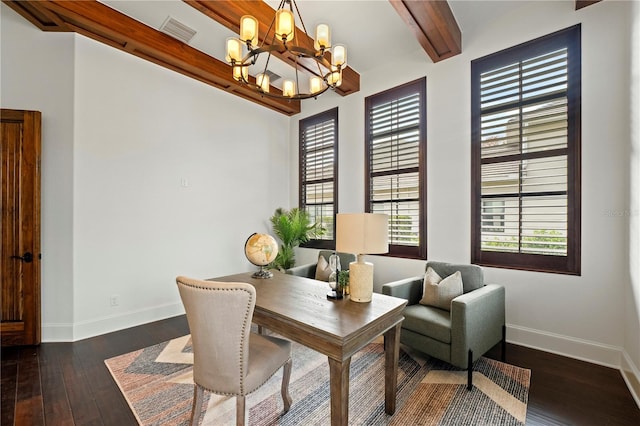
105, 335, 530, 425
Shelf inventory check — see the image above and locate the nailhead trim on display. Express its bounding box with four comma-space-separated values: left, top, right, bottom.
177, 278, 255, 395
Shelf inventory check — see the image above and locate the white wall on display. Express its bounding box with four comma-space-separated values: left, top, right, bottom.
625, 0, 640, 405
291, 0, 635, 372
70, 37, 291, 340
1, 4, 76, 340
1, 4, 290, 341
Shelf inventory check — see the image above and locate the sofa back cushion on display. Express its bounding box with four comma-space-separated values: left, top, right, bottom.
425, 261, 484, 293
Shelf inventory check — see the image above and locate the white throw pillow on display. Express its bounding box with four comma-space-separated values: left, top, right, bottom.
314, 255, 332, 282
419, 267, 463, 311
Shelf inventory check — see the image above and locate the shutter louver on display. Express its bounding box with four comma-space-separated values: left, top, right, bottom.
367, 84, 424, 251
300, 110, 337, 241
478, 47, 570, 256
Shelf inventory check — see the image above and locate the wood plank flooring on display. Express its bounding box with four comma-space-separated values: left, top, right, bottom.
2, 315, 639, 425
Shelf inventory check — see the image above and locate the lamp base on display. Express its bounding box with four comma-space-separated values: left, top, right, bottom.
349, 260, 373, 303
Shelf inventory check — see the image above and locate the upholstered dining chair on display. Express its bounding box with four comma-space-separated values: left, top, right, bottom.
176, 276, 293, 426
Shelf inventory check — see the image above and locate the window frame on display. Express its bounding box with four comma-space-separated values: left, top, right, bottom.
365, 77, 427, 259
299, 107, 338, 249
471, 25, 581, 275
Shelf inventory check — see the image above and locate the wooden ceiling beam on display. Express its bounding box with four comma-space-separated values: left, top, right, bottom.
184, 0, 360, 96
575, 1, 602, 10
2, 0, 300, 116
388, 0, 461, 63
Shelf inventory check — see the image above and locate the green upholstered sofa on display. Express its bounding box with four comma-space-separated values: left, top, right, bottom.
381, 260, 505, 390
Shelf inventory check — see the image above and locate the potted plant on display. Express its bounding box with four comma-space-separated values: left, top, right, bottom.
269, 208, 322, 271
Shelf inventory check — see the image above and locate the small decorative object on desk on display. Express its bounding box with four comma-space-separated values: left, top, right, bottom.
338, 270, 350, 296
244, 233, 279, 279
327, 253, 343, 299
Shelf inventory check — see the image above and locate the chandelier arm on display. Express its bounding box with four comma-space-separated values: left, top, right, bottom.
253, 82, 331, 100
261, 0, 286, 49
291, 0, 310, 44
240, 45, 331, 70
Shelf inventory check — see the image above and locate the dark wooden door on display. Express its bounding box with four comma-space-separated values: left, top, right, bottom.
1, 109, 41, 346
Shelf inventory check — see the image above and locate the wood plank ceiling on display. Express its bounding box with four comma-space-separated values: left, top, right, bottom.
3, 0, 601, 115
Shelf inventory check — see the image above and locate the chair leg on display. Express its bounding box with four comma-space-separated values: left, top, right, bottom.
501, 324, 507, 362
281, 358, 293, 412
236, 395, 246, 426
190, 385, 204, 426
467, 349, 473, 391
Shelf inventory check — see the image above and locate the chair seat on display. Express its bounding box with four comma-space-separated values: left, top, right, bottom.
245, 334, 291, 394
402, 304, 452, 344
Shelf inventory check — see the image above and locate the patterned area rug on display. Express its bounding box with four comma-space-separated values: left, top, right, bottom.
105, 335, 530, 425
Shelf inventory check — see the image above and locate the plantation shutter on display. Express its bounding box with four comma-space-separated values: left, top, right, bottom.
365, 78, 426, 259
300, 108, 337, 243
471, 25, 581, 274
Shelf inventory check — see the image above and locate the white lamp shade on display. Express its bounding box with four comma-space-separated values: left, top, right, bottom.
314, 23, 331, 49
256, 73, 270, 92
275, 9, 295, 42
225, 37, 242, 63
336, 213, 389, 255
310, 76, 323, 94
282, 80, 296, 97
240, 15, 258, 47
332, 44, 347, 68
233, 66, 248, 82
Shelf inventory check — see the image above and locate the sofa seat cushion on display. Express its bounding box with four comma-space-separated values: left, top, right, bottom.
402, 304, 452, 344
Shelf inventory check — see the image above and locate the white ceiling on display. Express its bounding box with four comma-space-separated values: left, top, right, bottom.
100, 0, 531, 81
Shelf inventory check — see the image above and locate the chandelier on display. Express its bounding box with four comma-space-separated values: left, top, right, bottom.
224, 0, 347, 100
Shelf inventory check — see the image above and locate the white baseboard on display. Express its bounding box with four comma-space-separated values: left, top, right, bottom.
41, 322, 75, 342
42, 302, 185, 342
508, 324, 640, 409
621, 350, 640, 409
507, 324, 622, 368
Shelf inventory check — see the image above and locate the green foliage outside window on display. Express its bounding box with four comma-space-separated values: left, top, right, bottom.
483, 229, 567, 254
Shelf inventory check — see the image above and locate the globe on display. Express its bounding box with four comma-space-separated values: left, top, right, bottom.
244, 233, 279, 279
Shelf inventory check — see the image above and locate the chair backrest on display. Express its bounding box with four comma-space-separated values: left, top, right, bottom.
425, 261, 484, 293
176, 276, 255, 395
318, 250, 357, 271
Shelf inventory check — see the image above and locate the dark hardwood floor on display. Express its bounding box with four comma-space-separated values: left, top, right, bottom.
2, 315, 639, 425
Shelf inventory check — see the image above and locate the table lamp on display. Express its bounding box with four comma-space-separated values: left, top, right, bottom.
336, 213, 389, 302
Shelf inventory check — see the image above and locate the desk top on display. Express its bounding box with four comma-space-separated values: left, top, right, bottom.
208, 271, 406, 359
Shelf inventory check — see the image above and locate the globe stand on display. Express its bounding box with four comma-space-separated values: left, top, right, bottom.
252, 265, 273, 279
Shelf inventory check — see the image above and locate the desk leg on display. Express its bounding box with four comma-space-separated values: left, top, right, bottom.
384, 323, 401, 415
328, 357, 351, 426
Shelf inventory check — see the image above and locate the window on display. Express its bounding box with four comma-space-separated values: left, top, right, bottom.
471, 25, 581, 274
299, 108, 338, 248
365, 78, 427, 259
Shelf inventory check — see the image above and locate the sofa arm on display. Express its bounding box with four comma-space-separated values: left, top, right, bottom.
285, 263, 316, 278
450, 284, 505, 368
382, 276, 424, 305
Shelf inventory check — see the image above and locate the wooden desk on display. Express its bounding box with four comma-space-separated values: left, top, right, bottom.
209, 271, 406, 426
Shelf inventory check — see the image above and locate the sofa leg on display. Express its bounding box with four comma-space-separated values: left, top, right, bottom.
501, 324, 507, 362
467, 349, 473, 390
